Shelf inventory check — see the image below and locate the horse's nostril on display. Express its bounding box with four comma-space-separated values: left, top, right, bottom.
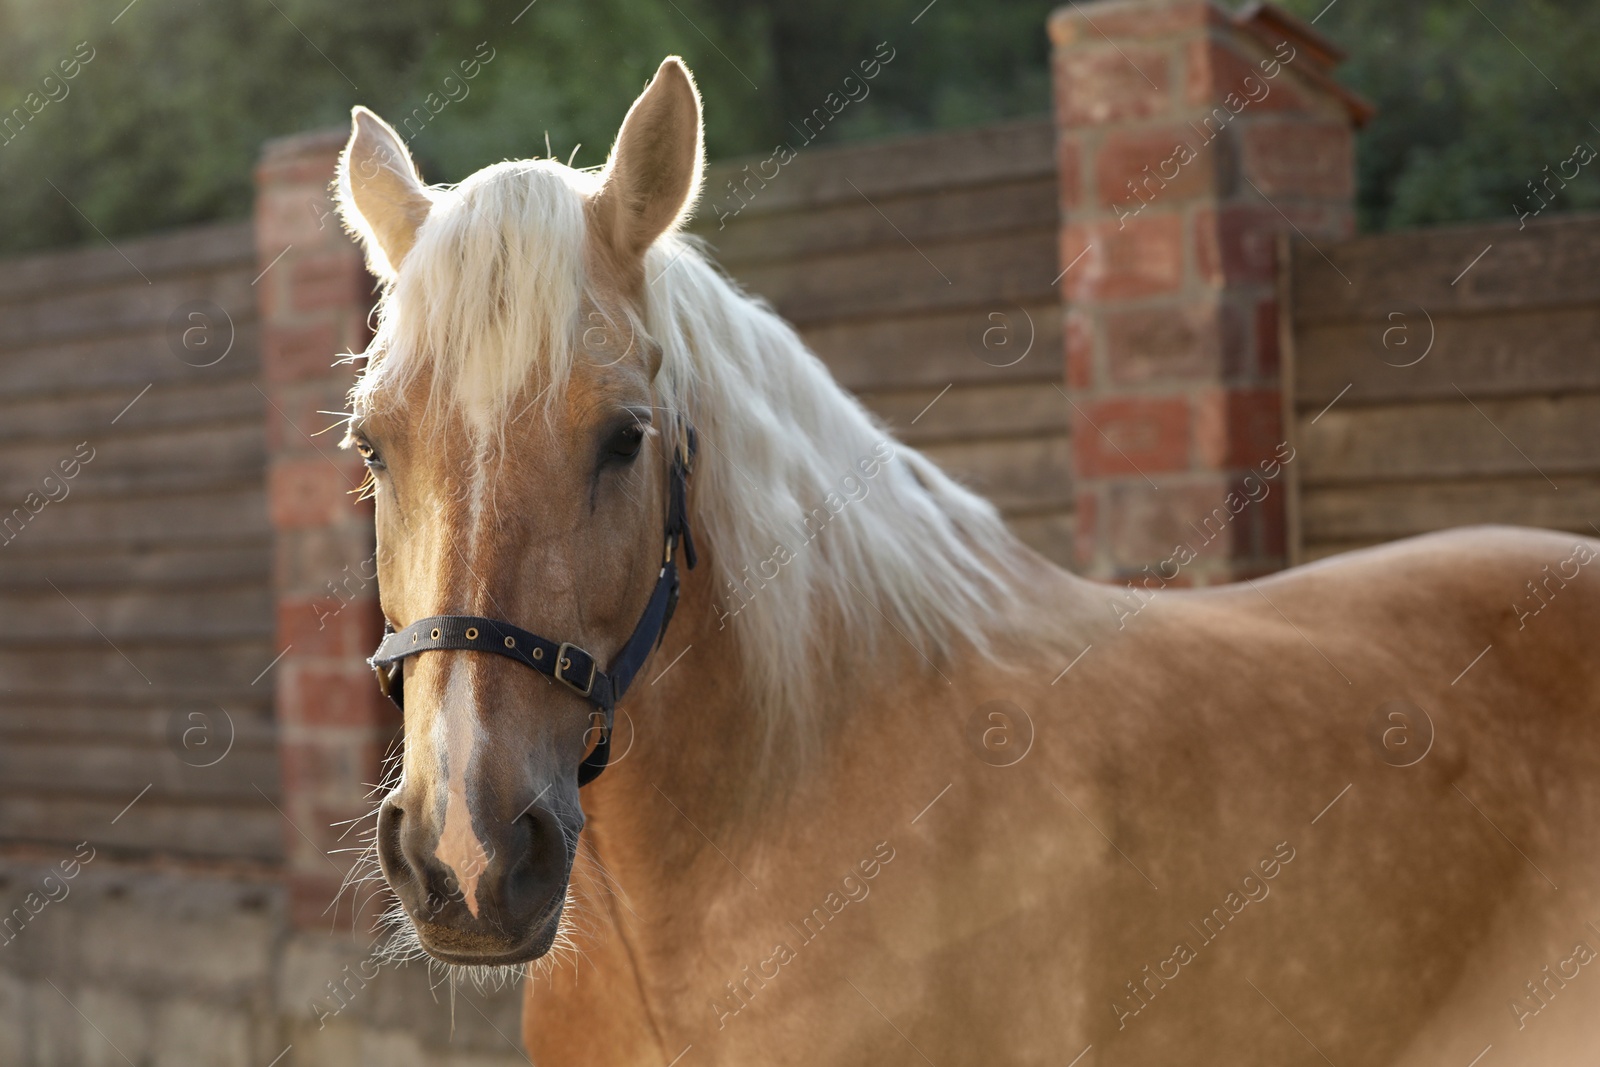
376, 796, 424, 896
500, 806, 572, 918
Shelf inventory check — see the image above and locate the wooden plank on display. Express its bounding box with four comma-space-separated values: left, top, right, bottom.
1278, 230, 1304, 568
1290, 212, 1600, 322
0, 422, 265, 500
0, 378, 270, 443
0, 219, 285, 869
690, 118, 1056, 222
0, 222, 255, 303
919, 434, 1073, 513
803, 301, 1063, 392
857, 381, 1070, 445
702, 177, 1058, 270
0, 270, 258, 350
1293, 306, 1600, 406
0, 324, 262, 398
0, 486, 272, 549
0, 542, 270, 592
1300, 477, 1600, 543
0, 792, 285, 863
0, 741, 282, 801
736, 230, 1061, 326
0, 584, 273, 643
0, 703, 276, 747
1004, 509, 1076, 568
0, 679, 281, 709
1298, 395, 1600, 485
0, 640, 281, 695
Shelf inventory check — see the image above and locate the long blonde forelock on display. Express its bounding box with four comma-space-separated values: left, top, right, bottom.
353, 157, 595, 438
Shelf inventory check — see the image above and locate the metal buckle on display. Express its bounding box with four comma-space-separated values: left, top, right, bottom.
554, 642, 596, 698
374, 661, 403, 709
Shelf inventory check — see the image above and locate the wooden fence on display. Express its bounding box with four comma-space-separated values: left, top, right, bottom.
1286, 211, 1600, 562
690, 117, 1075, 565
0, 116, 1076, 879
0, 222, 281, 865
5, 131, 1599, 870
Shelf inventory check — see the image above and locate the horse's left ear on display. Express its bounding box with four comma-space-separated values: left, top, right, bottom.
590, 57, 705, 274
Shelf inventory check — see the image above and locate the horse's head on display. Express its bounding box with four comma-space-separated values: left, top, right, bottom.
335, 59, 704, 966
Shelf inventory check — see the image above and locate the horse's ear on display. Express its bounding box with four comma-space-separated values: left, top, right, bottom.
337, 106, 433, 280
590, 57, 705, 274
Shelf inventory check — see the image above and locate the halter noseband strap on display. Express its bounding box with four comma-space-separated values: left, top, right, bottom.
367, 429, 698, 787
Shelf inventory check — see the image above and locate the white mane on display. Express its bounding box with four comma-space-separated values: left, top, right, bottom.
351, 157, 1033, 743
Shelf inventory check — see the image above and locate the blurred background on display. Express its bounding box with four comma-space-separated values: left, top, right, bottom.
1, 0, 1598, 255
0, 1, 1596, 1064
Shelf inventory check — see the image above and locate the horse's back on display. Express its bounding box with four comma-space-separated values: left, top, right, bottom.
1196, 522, 1600, 699
1040, 524, 1600, 1066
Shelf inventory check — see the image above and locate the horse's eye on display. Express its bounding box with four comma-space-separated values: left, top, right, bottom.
603, 422, 646, 464
355, 440, 382, 467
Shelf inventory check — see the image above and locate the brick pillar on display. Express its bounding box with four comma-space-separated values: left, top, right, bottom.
1051, 0, 1369, 583
254, 129, 395, 928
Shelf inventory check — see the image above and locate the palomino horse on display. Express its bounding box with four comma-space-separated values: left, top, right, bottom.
336, 57, 1600, 1066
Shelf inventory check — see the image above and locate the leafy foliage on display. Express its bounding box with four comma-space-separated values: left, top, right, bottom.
1279, 0, 1600, 230
0, 0, 1593, 254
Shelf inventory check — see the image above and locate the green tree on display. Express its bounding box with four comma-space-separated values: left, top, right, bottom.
1280, 0, 1600, 230
0, 0, 1595, 255
0, 0, 1059, 254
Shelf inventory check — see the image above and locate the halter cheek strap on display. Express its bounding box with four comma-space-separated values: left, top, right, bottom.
367, 429, 698, 787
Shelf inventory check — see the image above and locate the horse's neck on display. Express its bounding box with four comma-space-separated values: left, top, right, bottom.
577, 522, 1073, 904
550, 527, 1084, 1054
582, 543, 780, 877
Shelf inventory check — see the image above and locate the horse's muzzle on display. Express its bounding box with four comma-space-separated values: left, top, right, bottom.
376, 792, 574, 964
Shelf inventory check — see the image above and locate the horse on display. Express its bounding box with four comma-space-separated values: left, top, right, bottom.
334, 57, 1600, 1066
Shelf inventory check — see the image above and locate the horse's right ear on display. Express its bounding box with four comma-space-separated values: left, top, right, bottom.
589, 57, 705, 279
337, 107, 433, 280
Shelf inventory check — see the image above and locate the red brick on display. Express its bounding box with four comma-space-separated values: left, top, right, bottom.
1193, 204, 1278, 287
1185, 38, 1309, 112
269, 455, 364, 530
290, 251, 370, 313
1064, 213, 1185, 302
336, 306, 375, 356
277, 744, 394, 833
263, 321, 340, 384
1095, 124, 1218, 211
255, 152, 343, 188
263, 379, 365, 459
1104, 301, 1233, 385
1057, 45, 1173, 127
1226, 387, 1284, 468
1103, 477, 1245, 571
254, 186, 345, 250
1074, 394, 1191, 478
1254, 297, 1281, 376
276, 525, 383, 599
1193, 386, 1283, 469
1074, 489, 1100, 571
1240, 122, 1353, 200
1065, 309, 1094, 388
1057, 133, 1084, 213
277, 597, 382, 658
281, 665, 392, 730
1257, 487, 1288, 559
1050, 1, 1225, 47
271, 380, 359, 453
